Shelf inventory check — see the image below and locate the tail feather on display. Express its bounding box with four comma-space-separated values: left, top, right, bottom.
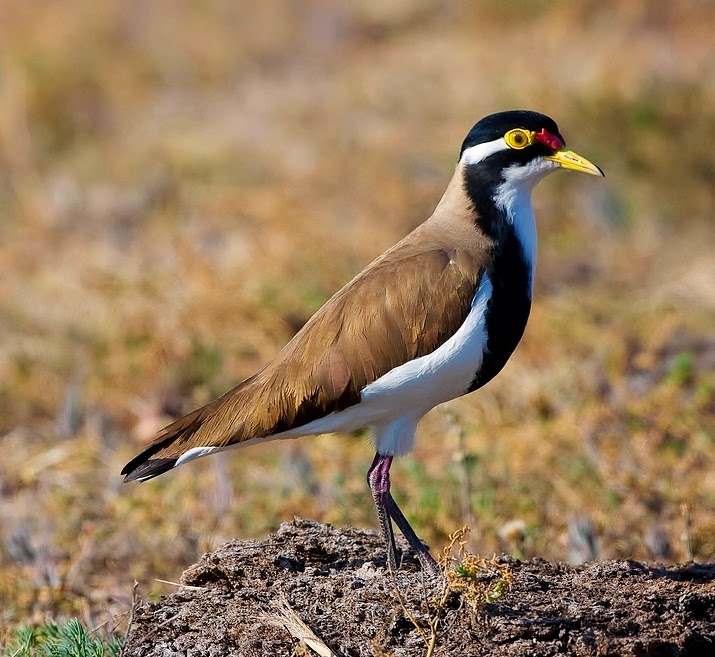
121, 360, 344, 483
121, 401, 217, 482
122, 457, 177, 482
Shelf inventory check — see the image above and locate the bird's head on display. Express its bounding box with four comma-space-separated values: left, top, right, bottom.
459, 110, 604, 192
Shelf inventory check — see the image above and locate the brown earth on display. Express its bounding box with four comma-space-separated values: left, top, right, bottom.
123, 518, 715, 657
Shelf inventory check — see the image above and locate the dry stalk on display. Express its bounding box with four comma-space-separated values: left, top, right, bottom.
118, 581, 139, 657
387, 566, 429, 646
261, 596, 339, 657
680, 502, 693, 560
154, 578, 205, 591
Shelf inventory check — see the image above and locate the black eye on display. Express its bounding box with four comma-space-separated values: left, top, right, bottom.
513, 133, 524, 144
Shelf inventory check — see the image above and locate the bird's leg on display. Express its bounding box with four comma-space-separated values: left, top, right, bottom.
385, 495, 439, 574
367, 453, 400, 571
367, 452, 439, 573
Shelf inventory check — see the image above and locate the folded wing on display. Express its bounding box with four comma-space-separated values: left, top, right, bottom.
122, 241, 484, 481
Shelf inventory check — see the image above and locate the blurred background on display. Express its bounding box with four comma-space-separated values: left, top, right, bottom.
1, 0, 714, 642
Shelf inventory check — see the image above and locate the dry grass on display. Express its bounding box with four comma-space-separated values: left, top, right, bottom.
1, 0, 714, 645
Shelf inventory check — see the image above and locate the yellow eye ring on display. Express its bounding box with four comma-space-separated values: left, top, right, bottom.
504, 129, 533, 150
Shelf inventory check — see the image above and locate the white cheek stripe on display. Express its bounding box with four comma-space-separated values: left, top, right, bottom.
460, 137, 509, 165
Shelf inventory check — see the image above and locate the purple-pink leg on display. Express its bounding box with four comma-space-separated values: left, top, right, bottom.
367, 453, 439, 573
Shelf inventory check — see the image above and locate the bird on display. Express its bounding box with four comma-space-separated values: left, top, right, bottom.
122, 110, 603, 573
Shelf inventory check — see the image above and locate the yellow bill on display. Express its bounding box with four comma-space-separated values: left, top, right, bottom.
545, 149, 604, 176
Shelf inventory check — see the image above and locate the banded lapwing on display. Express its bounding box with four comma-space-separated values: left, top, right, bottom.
123, 110, 603, 572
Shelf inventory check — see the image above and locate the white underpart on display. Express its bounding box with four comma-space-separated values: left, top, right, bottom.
492, 158, 559, 292
175, 445, 220, 467
159, 434, 288, 477
460, 137, 509, 165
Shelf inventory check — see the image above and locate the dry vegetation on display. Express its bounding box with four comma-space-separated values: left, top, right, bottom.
1, 0, 714, 647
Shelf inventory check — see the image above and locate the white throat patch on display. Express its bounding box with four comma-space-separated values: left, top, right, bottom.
492, 159, 558, 291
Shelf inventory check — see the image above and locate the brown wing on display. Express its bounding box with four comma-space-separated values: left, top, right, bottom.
122, 241, 485, 481
260, 245, 484, 430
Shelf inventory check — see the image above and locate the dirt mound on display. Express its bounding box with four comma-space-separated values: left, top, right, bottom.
123, 518, 715, 656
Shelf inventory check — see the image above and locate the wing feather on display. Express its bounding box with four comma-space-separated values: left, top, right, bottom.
122, 234, 487, 480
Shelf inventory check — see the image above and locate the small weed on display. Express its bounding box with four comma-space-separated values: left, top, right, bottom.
4, 619, 121, 657
390, 526, 513, 657
438, 526, 514, 611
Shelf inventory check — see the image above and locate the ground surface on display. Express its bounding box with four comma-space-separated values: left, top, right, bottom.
123, 519, 715, 656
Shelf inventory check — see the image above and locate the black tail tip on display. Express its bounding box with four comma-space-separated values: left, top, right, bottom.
122, 457, 177, 482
